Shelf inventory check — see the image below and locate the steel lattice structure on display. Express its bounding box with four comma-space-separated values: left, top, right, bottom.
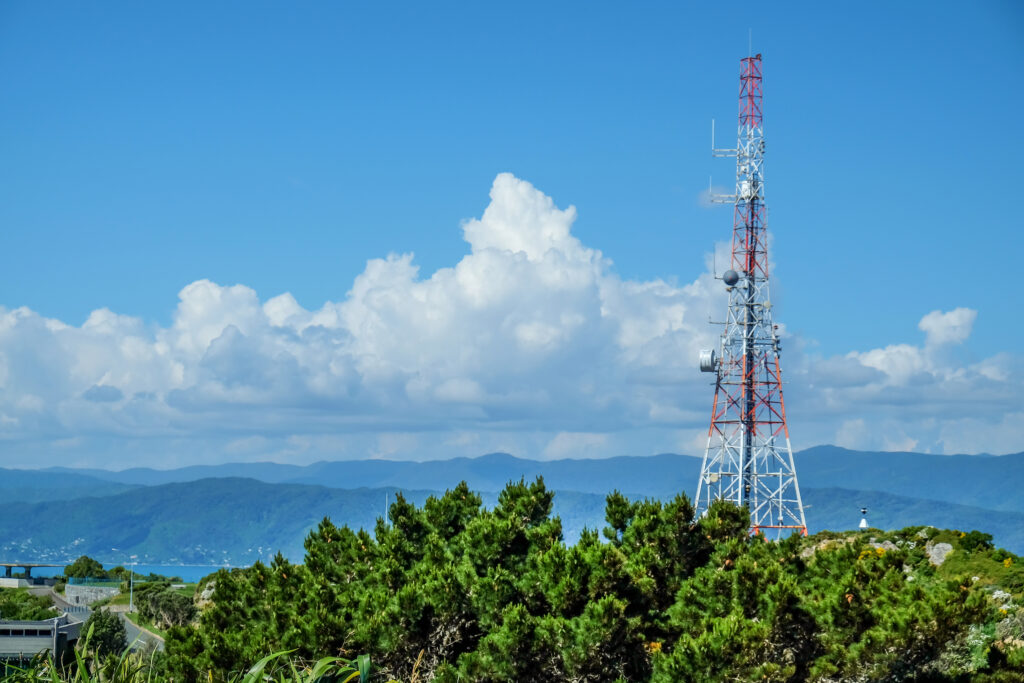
695, 54, 807, 538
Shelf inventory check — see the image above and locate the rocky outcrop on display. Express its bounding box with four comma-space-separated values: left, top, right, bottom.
195, 579, 216, 609
926, 541, 954, 566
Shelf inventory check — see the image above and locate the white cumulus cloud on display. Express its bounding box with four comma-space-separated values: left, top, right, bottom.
791, 307, 1022, 454
0, 174, 1018, 467
919, 307, 977, 346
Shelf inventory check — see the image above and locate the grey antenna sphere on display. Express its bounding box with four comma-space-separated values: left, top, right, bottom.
722, 269, 740, 286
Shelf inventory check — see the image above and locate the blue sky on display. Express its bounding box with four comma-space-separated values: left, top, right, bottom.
0, 2, 1020, 467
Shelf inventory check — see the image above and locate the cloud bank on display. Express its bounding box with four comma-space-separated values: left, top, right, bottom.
0, 174, 1018, 467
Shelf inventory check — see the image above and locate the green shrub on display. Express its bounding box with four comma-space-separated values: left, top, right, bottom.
962, 530, 996, 553
83, 609, 128, 658
0, 588, 53, 620
63, 555, 107, 580
160, 480, 1024, 681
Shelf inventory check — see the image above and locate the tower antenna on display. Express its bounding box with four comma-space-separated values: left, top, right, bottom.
695, 54, 808, 539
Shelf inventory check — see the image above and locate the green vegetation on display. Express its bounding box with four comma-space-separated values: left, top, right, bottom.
107, 565, 132, 581
1, 620, 373, 683
97, 584, 196, 612
157, 479, 1022, 681
64, 556, 107, 580
83, 610, 128, 658
4, 451, 1024, 565
123, 610, 168, 641
136, 571, 184, 583
132, 582, 196, 632
0, 587, 54, 620
2, 648, 374, 683
63, 555, 183, 585
5, 480, 1023, 680
0, 467, 138, 505
931, 529, 1024, 596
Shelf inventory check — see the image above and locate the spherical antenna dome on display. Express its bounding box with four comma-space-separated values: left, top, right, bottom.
722, 269, 740, 286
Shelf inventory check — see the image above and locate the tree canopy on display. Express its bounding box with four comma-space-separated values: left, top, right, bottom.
63, 555, 106, 580
83, 609, 127, 658
0, 589, 53, 620
160, 478, 1024, 681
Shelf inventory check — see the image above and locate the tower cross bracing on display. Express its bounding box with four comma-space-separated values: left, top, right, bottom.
695, 54, 807, 538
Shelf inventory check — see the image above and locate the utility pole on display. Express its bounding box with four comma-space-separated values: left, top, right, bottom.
696, 53, 807, 538
128, 555, 137, 613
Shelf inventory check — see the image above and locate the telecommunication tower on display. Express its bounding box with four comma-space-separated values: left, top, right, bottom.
695, 54, 807, 537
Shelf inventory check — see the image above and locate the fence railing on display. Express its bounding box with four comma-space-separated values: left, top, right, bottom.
65, 577, 121, 587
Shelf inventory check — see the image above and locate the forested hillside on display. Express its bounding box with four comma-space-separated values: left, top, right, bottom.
161, 479, 1024, 681
0, 478, 439, 564
2, 476, 1024, 564
40, 448, 1024, 513
0, 467, 138, 503
796, 447, 1024, 513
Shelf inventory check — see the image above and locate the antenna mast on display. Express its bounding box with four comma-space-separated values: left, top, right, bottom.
695, 54, 807, 538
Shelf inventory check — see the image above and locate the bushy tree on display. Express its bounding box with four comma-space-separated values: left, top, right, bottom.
162, 479, 1023, 682
961, 530, 995, 553
652, 512, 818, 682
0, 589, 53, 620
83, 609, 127, 657
106, 565, 130, 581
63, 555, 106, 579
136, 584, 197, 630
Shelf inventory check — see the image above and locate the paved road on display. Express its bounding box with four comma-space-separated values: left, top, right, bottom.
28, 586, 88, 620
120, 614, 161, 651
109, 608, 164, 652
28, 585, 162, 651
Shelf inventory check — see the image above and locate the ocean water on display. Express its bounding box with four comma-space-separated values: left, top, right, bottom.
108, 564, 243, 583
27, 563, 245, 583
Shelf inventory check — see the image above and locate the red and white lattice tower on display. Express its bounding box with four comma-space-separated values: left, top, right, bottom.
695, 54, 807, 537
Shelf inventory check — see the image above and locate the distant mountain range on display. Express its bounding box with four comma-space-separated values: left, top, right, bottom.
795, 446, 1024, 513
34, 445, 1024, 510
0, 446, 1021, 564
0, 468, 139, 503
